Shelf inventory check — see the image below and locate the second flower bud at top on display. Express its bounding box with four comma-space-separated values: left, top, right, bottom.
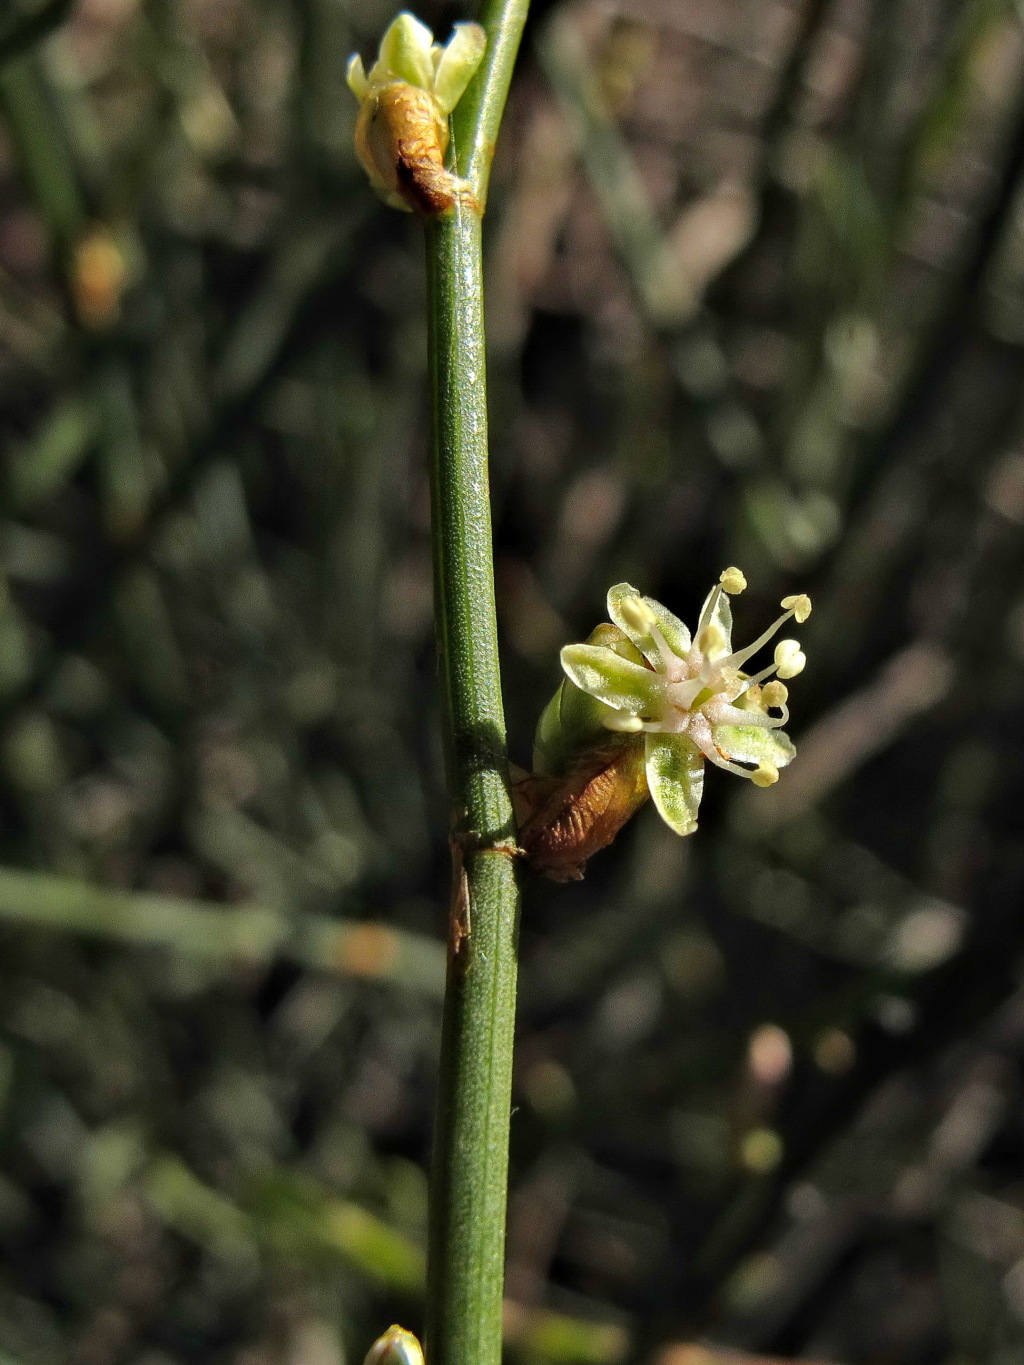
363, 1326, 425, 1365
347, 12, 486, 214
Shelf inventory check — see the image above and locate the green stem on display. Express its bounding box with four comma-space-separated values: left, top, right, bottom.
424, 5, 528, 1363
451, 0, 529, 208
425, 208, 518, 1365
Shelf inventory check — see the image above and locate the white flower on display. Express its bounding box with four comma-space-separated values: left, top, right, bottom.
559, 571, 811, 835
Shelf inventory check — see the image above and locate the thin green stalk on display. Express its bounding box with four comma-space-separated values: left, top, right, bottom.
424, 4, 528, 1364
451, 0, 529, 206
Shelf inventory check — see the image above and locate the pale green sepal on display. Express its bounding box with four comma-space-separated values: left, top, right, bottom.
432, 22, 486, 114
533, 680, 611, 776
587, 621, 645, 664
534, 627, 645, 774
696, 585, 733, 659
607, 582, 691, 662
644, 732, 704, 835
557, 673, 627, 749
347, 53, 369, 100
713, 724, 796, 769
375, 12, 434, 89
560, 644, 664, 717
532, 685, 565, 774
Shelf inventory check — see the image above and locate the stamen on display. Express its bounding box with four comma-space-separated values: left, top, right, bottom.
720, 608, 794, 672
732, 663, 779, 697
781, 593, 812, 623
706, 700, 785, 729
649, 621, 685, 679
751, 761, 780, 788
619, 595, 683, 678
667, 678, 709, 711
694, 584, 723, 647
691, 714, 754, 778
618, 595, 657, 637
761, 681, 788, 708
720, 566, 747, 595
774, 639, 806, 679
698, 619, 729, 658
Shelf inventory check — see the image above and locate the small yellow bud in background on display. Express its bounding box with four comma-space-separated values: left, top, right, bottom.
774, 639, 806, 679
781, 593, 812, 623
364, 1326, 424, 1365
73, 227, 127, 329
618, 595, 657, 637
720, 566, 747, 594
739, 1126, 784, 1173
751, 761, 779, 788
761, 681, 788, 708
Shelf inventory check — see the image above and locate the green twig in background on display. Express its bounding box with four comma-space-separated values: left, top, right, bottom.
424, 4, 529, 1364
0, 865, 446, 995
0, 0, 74, 65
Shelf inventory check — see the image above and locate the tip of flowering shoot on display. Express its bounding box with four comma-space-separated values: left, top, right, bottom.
781, 593, 812, 623
363, 1326, 425, 1365
346, 13, 486, 214
720, 566, 747, 594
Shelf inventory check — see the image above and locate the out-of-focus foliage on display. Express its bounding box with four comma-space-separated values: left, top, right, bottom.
1, 0, 1024, 1362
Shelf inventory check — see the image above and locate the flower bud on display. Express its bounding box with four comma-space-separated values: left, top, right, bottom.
347, 14, 486, 214
363, 1326, 424, 1365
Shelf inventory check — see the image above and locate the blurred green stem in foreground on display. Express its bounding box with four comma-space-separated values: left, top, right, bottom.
423, 4, 529, 1365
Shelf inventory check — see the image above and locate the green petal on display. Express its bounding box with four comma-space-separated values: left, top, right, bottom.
607, 582, 691, 664
534, 629, 646, 775
432, 22, 486, 114
376, 12, 435, 89
587, 622, 645, 664
531, 679, 611, 775
346, 53, 369, 100
644, 733, 704, 835
712, 724, 796, 769
560, 644, 664, 717
696, 584, 733, 659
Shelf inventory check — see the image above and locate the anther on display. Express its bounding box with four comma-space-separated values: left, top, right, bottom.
720, 566, 747, 595
781, 593, 812, 624
751, 761, 780, 788
761, 681, 788, 708
619, 595, 658, 637
774, 640, 806, 679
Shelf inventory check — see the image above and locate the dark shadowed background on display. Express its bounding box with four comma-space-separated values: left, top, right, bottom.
1, 0, 1024, 1361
